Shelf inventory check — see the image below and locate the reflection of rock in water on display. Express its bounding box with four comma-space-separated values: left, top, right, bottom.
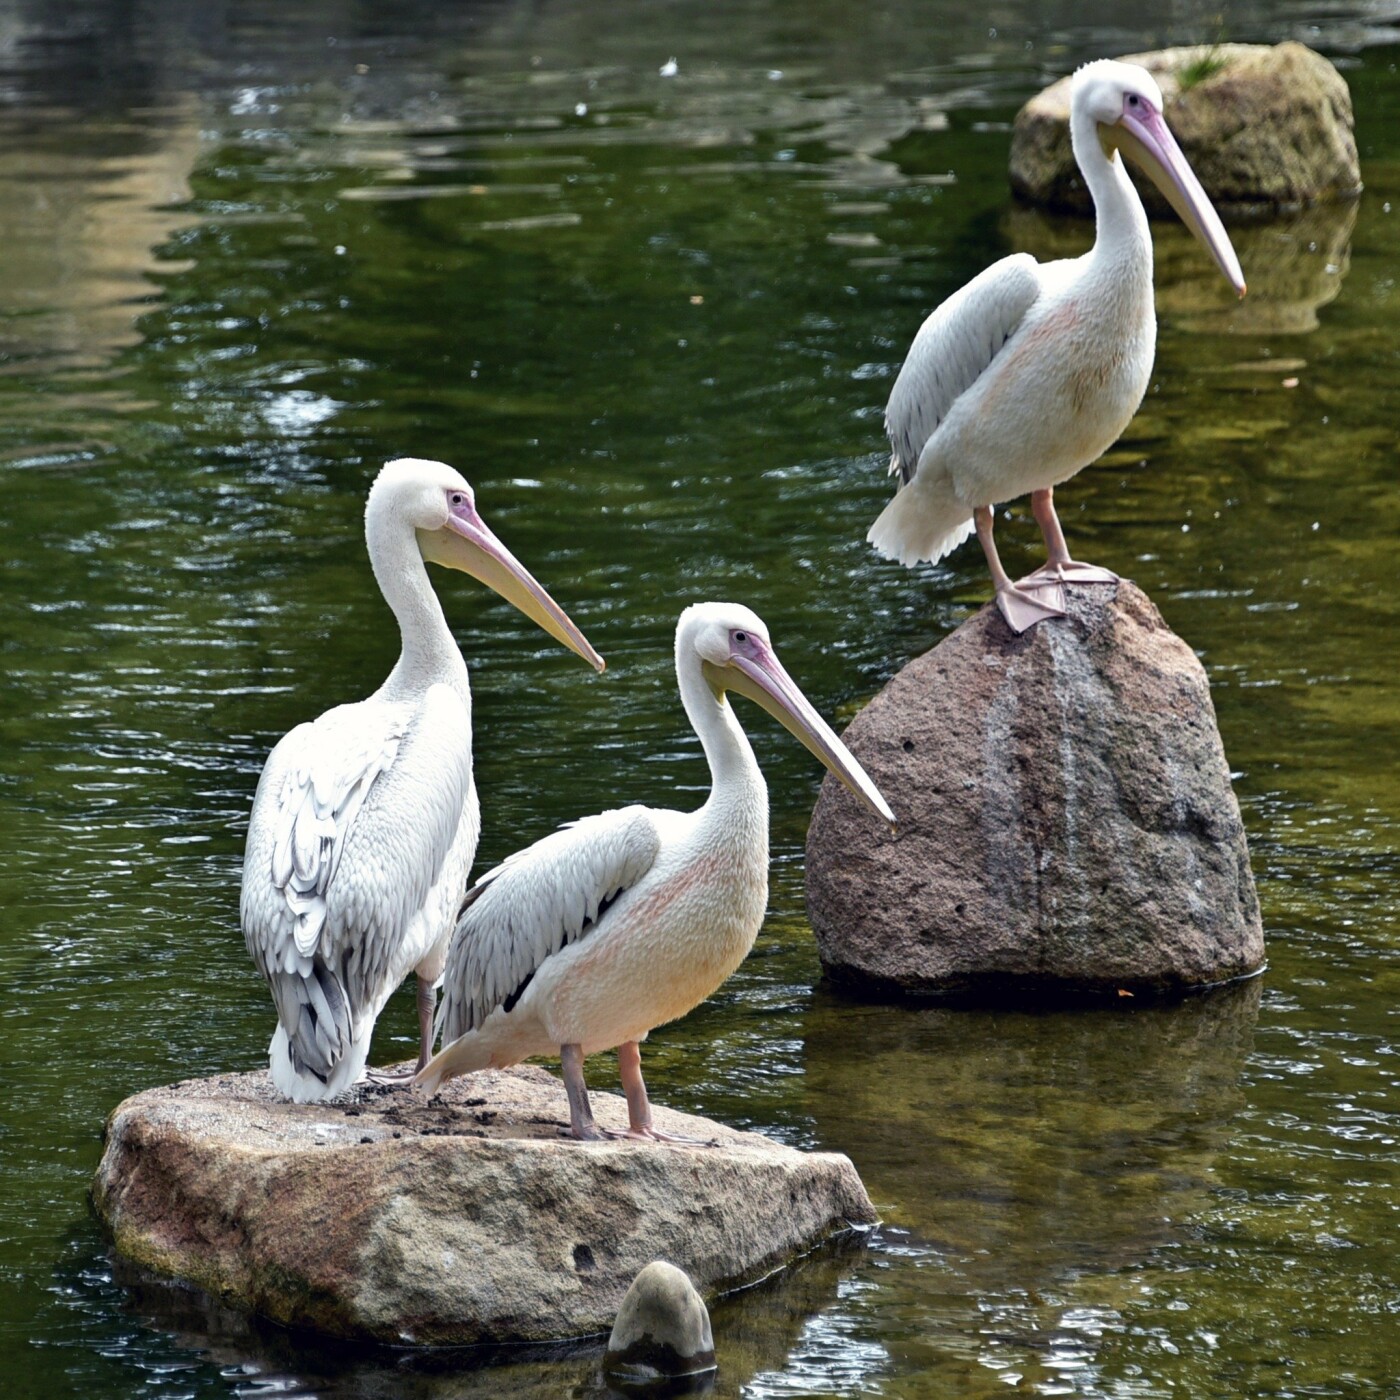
1005, 199, 1356, 335
802, 977, 1261, 1283
0, 97, 201, 373
97, 1231, 869, 1400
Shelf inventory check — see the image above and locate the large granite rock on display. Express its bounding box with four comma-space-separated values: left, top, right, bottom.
1009, 42, 1360, 214
92, 1063, 875, 1345
806, 581, 1263, 997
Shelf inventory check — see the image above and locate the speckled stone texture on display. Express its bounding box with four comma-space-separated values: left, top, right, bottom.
1009, 43, 1360, 214
92, 1064, 875, 1345
806, 581, 1263, 998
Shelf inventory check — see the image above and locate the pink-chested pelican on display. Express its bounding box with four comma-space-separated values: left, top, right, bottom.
868, 59, 1245, 632
241, 457, 604, 1103
413, 601, 895, 1141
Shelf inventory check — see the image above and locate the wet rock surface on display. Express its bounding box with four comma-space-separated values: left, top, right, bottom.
606, 1260, 717, 1381
92, 1063, 875, 1345
1009, 42, 1360, 214
806, 581, 1264, 998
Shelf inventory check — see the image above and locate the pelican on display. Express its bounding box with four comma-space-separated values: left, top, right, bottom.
868, 59, 1245, 632
414, 602, 895, 1141
241, 457, 604, 1103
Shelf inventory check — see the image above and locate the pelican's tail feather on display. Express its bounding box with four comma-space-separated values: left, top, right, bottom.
268, 1020, 370, 1102
867, 482, 976, 568
412, 1030, 494, 1097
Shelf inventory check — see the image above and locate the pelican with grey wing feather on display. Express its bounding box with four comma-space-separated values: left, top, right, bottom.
869, 60, 1245, 632
240, 457, 604, 1102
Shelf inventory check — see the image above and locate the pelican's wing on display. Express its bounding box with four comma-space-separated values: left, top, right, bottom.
885, 252, 1043, 484
437, 804, 662, 1042
242, 686, 473, 1082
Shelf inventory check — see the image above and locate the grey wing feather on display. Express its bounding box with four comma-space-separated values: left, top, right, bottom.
437, 805, 662, 1043
242, 687, 473, 1082
885, 253, 1042, 483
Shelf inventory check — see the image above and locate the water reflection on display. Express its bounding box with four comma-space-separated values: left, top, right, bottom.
802, 982, 1262, 1388
0, 101, 200, 377
73, 1228, 871, 1399
806, 981, 1261, 1258
1005, 197, 1358, 334
1, 2, 1397, 1397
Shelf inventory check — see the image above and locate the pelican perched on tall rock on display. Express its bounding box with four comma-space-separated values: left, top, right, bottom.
868, 59, 1245, 632
241, 458, 604, 1102
414, 602, 895, 1141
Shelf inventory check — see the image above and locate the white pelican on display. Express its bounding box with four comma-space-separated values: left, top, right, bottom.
413, 602, 895, 1141
241, 457, 604, 1103
868, 59, 1246, 632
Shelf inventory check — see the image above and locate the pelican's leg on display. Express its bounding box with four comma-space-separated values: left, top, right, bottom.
560, 1042, 608, 1141
362, 973, 438, 1085
1019, 487, 1118, 588
614, 1041, 717, 1147
415, 975, 436, 1072
975, 504, 1065, 633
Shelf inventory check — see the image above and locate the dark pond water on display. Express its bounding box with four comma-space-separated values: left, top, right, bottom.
1, 1, 1397, 1395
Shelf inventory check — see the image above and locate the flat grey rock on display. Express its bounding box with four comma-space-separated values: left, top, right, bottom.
92, 1063, 875, 1345
806, 581, 1264, 998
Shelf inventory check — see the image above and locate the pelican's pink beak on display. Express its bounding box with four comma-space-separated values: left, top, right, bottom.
707, 638, 896, 830
1106, 96, 1246, 297
418, 498, 605, 673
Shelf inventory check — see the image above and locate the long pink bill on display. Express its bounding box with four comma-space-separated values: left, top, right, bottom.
1113, 99, 1246, 296
420, 499, 606, 673
725, 642, 896, 830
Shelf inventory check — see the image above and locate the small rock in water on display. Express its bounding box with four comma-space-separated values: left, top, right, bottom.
605, 1260, 717, 1382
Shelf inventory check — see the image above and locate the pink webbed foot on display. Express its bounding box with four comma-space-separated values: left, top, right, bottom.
995, 580, 1066, 633
1019, 560, 1119, 588
609, 1125, 720, 1148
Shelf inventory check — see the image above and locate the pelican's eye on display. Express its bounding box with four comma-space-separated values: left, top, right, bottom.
734, 631, 748, 644
1127, 93, 1141, 108
449, 491, 465, 506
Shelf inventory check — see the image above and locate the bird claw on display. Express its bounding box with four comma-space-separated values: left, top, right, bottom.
614, 1126, 720, 1148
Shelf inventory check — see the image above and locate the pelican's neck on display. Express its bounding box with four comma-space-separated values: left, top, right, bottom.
1070, 106, 1152, 279
365, 507, 468, 700
677, 651, 767, 827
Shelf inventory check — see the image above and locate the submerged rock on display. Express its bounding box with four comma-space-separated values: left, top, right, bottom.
92, 1064, 875, 1345
806, 581, 1264, 998
1009, 43, 1360, 214
606, 1260, 717, 1382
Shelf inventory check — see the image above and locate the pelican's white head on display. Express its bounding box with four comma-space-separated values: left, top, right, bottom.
368, 457, 605, 672
1071, 58, 1245, 297
678, 601, 895, 829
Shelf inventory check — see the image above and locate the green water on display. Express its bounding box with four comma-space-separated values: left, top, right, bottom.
1, 2, 1397, 1395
